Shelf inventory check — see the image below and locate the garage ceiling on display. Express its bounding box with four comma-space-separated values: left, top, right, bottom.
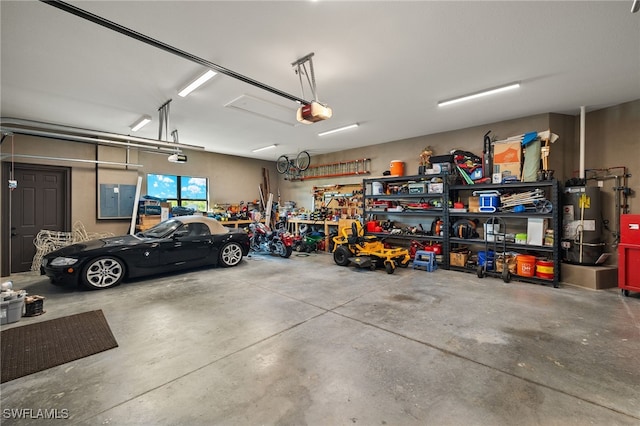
1, 1, 639, 161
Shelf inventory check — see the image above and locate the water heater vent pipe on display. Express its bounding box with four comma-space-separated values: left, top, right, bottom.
579, 106, 586, 179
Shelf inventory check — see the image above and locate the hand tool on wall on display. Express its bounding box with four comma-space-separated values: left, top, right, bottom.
483, 130, 492, 178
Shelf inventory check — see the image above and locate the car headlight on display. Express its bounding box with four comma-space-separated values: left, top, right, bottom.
50, 257, 79, 267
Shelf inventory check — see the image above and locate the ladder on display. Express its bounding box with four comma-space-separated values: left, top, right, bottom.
296, 158, 371, 181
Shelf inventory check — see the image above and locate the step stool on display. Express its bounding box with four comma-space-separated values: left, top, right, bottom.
413, 250, 437, 272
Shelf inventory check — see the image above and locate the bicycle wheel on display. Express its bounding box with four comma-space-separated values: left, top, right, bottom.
276, 155, 290, 174
296, 151, 311, 171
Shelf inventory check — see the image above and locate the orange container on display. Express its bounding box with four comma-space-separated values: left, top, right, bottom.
390, 160, 405, 176
535, 259, 554, 280
516, 255, 536, 277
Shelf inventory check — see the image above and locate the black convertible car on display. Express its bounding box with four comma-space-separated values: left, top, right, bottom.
41, 216, 250, 290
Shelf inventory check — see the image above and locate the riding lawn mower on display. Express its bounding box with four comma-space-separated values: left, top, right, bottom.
332, 221, 411, 274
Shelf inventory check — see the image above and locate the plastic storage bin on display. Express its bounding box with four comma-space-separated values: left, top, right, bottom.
1, 296, 24, 325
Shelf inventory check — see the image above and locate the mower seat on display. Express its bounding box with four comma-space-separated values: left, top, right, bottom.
347, 222, 366, 244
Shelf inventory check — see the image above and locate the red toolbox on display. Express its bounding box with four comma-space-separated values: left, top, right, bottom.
618, 214, 640, 296
620, 214, 640, 244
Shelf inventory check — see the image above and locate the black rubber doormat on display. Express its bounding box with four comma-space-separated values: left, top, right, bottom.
1, 310, 118, 383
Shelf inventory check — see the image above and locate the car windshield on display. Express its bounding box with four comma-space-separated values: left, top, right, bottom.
139, 219, 182, 238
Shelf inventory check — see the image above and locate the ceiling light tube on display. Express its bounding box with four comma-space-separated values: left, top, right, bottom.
178, 69, 217, 97
251, 144, 277, 153
130, 115, 152, 132
318, 123, 359, 137
438, 82, 520, 107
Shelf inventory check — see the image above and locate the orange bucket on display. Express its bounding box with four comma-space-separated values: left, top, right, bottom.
390, 160, 405, 176
535, 259, 554, 280
516, 255, 536, 277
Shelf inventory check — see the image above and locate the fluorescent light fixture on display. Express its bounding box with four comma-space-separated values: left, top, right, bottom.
130, 115, 152, 132
178, 69, 217, 97
438, 82, 520, 107
318, 123, 359, 137
251, 144, 277, 153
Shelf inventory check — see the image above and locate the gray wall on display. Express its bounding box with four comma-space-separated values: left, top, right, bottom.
0, 134, 277, 237
1, 100, 638, 270
278, 100, 639, 263
281, 113, 559, 209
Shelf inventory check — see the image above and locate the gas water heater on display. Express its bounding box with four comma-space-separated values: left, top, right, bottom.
561, 186, 606, 265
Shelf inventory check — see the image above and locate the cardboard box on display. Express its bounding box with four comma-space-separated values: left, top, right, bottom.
450, 251, 469, 267
493, 140, 522, 180
139, 215, 162, 230
496, 254, 517, 273
561, 263, 618, 290
468, 196, 480, 213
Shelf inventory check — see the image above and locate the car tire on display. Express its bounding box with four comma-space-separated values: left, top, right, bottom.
81, 256, 125, 290
220, 242, 244, 267
333, 246, 352, 266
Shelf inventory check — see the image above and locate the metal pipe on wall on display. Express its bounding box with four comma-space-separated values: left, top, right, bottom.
0, 117, 205, 151
579, 106, 586, 179
0, 153, 143, 168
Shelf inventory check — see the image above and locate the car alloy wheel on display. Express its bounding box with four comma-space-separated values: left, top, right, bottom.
220, 242, 243, 267
82, 256, 125, 290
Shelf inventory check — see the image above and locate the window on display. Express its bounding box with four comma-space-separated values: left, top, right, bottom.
183, 222, 210, 237
147, 174, 208, 211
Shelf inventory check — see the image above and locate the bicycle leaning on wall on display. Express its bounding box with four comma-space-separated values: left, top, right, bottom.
276, 151, 311, 180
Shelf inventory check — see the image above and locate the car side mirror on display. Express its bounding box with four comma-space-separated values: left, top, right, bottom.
173, 229, 189, 239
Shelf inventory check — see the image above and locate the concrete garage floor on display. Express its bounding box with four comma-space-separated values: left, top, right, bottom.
1, 252, 639, 425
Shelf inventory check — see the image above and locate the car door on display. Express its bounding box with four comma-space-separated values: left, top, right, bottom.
121, 239, 165, 273
161, 222, 213, 268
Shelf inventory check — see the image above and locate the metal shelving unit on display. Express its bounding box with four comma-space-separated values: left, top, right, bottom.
449, 179, 561, 287
363, 174, 451, 265
362, 174, 562, 287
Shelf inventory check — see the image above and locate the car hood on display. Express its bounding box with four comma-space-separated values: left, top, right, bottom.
46, 235, 142, 257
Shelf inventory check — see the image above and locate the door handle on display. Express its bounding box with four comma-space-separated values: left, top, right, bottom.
10, 227, 17, 237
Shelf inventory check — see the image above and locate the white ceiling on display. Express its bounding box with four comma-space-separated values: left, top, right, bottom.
1, 1, 639, 161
